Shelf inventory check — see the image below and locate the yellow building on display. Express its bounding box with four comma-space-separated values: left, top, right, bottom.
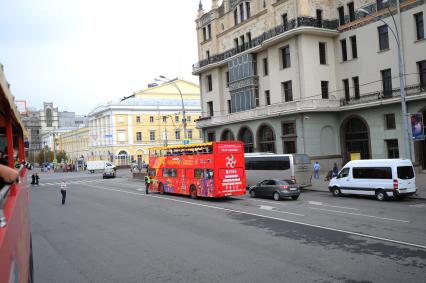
57, 126, 89, 169
87, 79, 202, 166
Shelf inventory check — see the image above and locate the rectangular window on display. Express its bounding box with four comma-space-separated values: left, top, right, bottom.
348, 2, 355, 22
284, 141, 296, 154
381, 69, 392, 97
136, 116, 141, 123
207, 132, 216, 142
149, 116, 154, 123
117, 131, 126, 142
397, 166, 414, 179
415, 12, 424, 40
203, 27, 207, 41
175, 130, 181, 140
281, 45, 291, 68
246, 32, 252, 47
194, 169, 204, 178
282, 81, 293, 102
263, 57, 268, 76
386, 139, 399, 158
207, 101, 214, 116
418, 60, 426, 90
341, 39, 347, 61
207, 24, 211, 40
136, 132, 142, 141
350, 36, 357, 59
343, 79, 350, 101
255, 90, 260, 107
245, 2, 251, 18
240, 3, 244, 22
265, 90, 271, 105
378, 25, 389, 50
282, 122, 296, 136
175, 116, 179, 122
206, 75, 212, 91
385, 113, 396, 130
240, 35, 245, 49
206, 50, 210, 60
226, 71, 230, 87
353, 167, 392, 179
321, 81, 329, 99
234, 38, 239, 48
187, 116, 191, 122
234, 9, 238, 25
227, 99, 231, 114
319, 42, 326, 64
316, 9, 322, 27
352, 76, 360, 99
338, 6, 345, 25
150, 130, 155, 141
162, 116, 167, 123
282, 13, 288, 30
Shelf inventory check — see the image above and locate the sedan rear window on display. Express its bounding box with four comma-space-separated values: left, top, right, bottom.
397, 166, 414, 180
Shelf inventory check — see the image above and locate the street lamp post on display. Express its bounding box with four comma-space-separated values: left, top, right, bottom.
358, 5, 412, 160
155, 76, 188, 141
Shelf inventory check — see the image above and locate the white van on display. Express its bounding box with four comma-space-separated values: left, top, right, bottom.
86, 160, 116, 173
329, 159, 416, 201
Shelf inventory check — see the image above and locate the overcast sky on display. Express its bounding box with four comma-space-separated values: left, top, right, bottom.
0, 0, 203, 114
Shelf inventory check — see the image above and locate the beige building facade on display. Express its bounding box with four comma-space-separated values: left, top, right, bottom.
194, 0, 426, 170
57, 126, 89, 168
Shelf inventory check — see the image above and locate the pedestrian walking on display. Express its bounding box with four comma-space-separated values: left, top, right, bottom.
313, 161, 320, 179
31, 173, 36, 185
144, 174, 151, 194
60, 181, 67, 205
331, 163, 339, 178
35, 173, 40, 185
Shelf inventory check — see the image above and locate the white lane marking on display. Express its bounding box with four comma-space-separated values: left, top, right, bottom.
409, 204, 425, 208
259, 205, 274, 211
308, 207, 409, 223
308, 201, 359, 211
82, 184, 426, 250
259, 205, 304, 216
136, 189, 145, 191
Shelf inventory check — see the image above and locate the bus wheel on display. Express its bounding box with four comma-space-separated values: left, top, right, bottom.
190, 185, 197, 199
332, 187, 341, 197
158, 183, 164, 194
376, 190, 387, 201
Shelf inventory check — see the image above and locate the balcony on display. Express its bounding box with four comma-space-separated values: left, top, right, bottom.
340, 84, 425, 107
193, 17, 338, 72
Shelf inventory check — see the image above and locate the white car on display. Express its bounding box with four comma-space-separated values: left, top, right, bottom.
328, 159, 416, 201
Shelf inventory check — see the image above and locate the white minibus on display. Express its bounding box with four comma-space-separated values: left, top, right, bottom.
244, 153, 311, 188
328, 159, 416, 201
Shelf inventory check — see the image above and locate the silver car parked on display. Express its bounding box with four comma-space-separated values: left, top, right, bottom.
249, 179, 301, 201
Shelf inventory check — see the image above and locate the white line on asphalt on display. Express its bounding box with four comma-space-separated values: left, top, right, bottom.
259, 205, 274, 211
82, 184, 426, 250
259, 205, 305, 216
409, 204, 425, 208
308, 207, 410, 223
308, 201, 359, 211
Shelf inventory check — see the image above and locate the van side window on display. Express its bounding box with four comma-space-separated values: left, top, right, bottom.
337, 168, 349, 178
353, 167, 392, 179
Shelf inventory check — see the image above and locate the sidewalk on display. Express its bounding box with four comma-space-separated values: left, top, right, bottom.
307, 172, 426, 200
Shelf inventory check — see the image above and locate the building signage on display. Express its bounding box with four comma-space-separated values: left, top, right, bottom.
410, 113, 424, 140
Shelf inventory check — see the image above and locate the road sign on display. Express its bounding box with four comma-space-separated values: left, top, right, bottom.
183, 139, 190, 145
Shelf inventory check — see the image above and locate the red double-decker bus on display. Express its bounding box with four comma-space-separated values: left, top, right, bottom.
148, 141, 246, 198
0, 65, 33, 283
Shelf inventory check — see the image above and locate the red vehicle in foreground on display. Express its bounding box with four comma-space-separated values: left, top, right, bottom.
0, 65, 33, 283
148, 141, 246, 198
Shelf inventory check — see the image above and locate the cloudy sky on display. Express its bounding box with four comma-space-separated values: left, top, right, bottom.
0, 0, 203, 114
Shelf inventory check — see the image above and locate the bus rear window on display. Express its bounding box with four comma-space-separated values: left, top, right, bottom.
397, 166, 414, 180
245, 156, 290, 170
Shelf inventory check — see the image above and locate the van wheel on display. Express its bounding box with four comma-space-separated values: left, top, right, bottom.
376, 190, 387, 201
249, 190, 256, 198
273, 192, 281, 201
190, 185, 197, 199
332, 187, 341, 197
158, 183, 164, 194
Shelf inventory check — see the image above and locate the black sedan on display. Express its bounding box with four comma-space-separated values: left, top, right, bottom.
249, 179, 301, 201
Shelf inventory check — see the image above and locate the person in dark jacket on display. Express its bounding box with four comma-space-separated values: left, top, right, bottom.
332, 163, 339, 178
35, 173, 40, 185
31, 173, 36, 185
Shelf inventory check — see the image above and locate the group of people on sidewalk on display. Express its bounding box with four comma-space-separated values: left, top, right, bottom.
313, 162, 340, 181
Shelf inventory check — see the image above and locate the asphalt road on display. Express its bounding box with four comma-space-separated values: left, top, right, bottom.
30, 172, 426, 283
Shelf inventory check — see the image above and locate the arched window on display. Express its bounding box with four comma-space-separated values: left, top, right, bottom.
257, 125, 276, 153
117, 150, 129, 166
221, 129, 235, 141
46, 108, 52, 127
342, 117, 370, 161
238, 127, 254, 153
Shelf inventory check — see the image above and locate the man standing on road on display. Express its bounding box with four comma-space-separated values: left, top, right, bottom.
313, 161, 320, 179
144, 174, 151, 194
60, 181, 67, 205
35, 173, 40, 185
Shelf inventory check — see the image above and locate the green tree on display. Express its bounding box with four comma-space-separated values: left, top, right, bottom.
57, 150, 68, 163
36, 148, 54, 165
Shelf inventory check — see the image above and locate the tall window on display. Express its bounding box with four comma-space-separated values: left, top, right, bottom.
258, 125, 276, 153
162, 116, 167, 123
234, 9, 238, 25
187, 130, 193, 139
226, 71, 230, 87
282, 122, 297, 154
239, 3, 244, 22
149, 116, 154, 123
316, 9, 322, 27
255, 90, 260, 107
234, 38, 239, 48
282, 81, 293, 102
206, 75, 213, 91
348, 2, 355, 22
136, 132, 142, 141
207, 132, 216, 142
282, 13, 288, 30
338, 6, 345, 25
245, 2, 251, 18
341, 39, 347, 61
265, 90, 271, 105
246, 32, 252, 47
352, 76, 360, 99
378, 25, 389, 50
418, 60, 426, 90
207, 101, 214, 116
175, 130, 181, 140
175, 116, 179, 122
281, 45, 291, 68
46, 108, 52, 127
386, 139, 399, 158
150, 130, 156, 141
227, 99, 231, 114
350, 36, 357, 59
321, 81, 329, 99
263, 57, 268, 76
343, 79, 350, 101
381, 69, 392, 97
415, 12, 424, 40
239, 127, 254, 153
385, 113, 396, 130
206, 50, 210, 60
136, 116, 141, 123
319, 42, 327, 64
